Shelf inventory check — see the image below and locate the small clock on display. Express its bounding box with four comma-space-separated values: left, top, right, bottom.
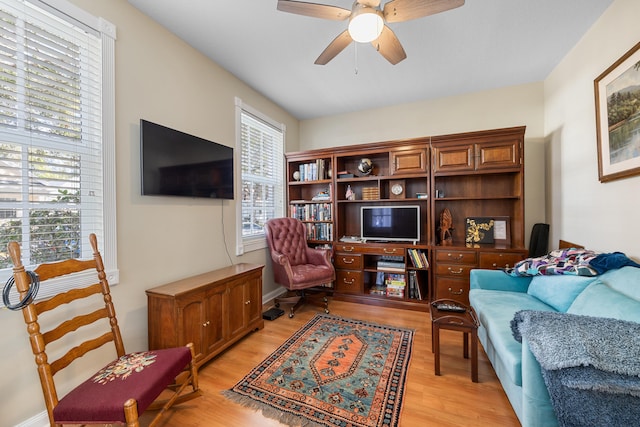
389, 180, 405, 199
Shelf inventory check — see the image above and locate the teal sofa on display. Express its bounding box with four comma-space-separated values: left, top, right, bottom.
469, 266, 640, 427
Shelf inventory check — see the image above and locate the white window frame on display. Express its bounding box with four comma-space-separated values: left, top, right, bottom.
235, 98, 285, 255
0, 0, 117, 305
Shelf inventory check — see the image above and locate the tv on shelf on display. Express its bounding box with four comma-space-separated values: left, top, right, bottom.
140, 119, 234, 199
360, 205, 420, 244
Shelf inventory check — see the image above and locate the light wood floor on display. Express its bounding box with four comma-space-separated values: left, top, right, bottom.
145, 300, 520, 427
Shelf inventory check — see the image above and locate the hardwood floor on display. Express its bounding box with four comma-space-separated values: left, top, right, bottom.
145, 300, 520, 427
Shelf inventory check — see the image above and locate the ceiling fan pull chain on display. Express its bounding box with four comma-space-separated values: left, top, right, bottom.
354, 43, 359, 75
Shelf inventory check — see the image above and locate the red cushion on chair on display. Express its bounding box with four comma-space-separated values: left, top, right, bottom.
53, 346, 191, 423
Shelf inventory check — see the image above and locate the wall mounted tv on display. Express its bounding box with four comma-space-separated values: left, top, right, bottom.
360, 205, 420, 244
140, 119, 234, 199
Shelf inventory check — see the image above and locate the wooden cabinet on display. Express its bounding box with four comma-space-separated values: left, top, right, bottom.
285, 126, 527, 311
432, 248, 527, 304
332, 242, 429, 310
146, 263, 264, 367
432, 138, 520, 174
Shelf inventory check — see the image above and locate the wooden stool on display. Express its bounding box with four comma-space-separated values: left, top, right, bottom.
430, 299, 480, 382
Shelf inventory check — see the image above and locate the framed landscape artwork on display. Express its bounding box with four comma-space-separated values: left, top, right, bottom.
595, 41, 640, 182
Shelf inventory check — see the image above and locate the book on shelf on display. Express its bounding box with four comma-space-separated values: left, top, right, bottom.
408, 270, 423, 300
407, 248, 429, 269
298, 159, 330, 181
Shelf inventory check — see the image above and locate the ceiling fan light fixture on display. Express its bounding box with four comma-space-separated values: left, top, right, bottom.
348, 8, 383, 43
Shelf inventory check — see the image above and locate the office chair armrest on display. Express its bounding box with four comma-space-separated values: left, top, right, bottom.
270, 250, 290, 266
305, 247, 332, 267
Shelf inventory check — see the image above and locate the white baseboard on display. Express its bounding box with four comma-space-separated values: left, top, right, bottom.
15, 411, 48, 427
262, 286, 286, 307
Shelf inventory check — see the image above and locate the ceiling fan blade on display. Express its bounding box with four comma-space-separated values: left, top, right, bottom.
315, 30, 353, 65
372, 25, 406, 65
383, 0, 464, 23
277, 0, 351, 20
357, 0, 382, 7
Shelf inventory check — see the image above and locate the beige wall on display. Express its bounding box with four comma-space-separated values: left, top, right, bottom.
545, 0, 640, 258
299, 82, 548, 241
4, 0, 638, 424
0, 1, 299, 425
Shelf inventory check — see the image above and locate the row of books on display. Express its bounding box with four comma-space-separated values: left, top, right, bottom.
368, 271, 424, 300
407, 248, 429, 269
297, 159, 330, 181
377, 260, 405, 272
305, 222, 333, 241
290, 203, 332, 221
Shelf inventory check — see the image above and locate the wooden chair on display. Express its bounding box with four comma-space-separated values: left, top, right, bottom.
8, 234, 201, 427
265, 217, 335, 318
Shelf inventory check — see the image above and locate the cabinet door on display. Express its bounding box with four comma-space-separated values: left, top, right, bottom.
203, 285, 226, 357
179, 292, 209, 363
390, 149, 427, 175
474, 140, 520, 171
432, 145, 474, 174
227, 277, 247, 338
245, 272, 263, 326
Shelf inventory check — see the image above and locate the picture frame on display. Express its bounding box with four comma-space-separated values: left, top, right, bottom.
465, 217, 494, 244
594, 41, 640, 182
492, 216, 511, 245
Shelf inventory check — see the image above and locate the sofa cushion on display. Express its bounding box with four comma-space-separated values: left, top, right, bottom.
597, 266, 640, 301
470, 289, 556, 386
567, 280, 640, 323
526, 275, 596, 312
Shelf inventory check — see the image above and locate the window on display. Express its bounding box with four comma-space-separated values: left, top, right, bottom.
235, 98, 284, 255
0, 0, 116, 306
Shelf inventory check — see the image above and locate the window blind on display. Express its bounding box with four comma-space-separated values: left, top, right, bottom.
0, 0, 116, 306
237, 102, 284, 253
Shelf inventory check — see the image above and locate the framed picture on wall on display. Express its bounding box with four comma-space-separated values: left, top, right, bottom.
594, 41, 640, 182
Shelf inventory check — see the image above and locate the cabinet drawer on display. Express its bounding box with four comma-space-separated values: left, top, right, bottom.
358, 245, 404, 256
335, 254, 362, 269
335, 270, 364, 294
434, 277, 469, 304
479, 252, 525, 269
334, 244, 359, 253
435, 250, 477, 264
436, 264, 474, 277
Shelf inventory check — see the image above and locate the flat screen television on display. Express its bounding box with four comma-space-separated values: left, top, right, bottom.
360, 205, 420, 243
140, 119, 234, 199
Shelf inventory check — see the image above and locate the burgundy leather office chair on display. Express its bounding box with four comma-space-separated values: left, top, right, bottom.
265, 217, 335, 318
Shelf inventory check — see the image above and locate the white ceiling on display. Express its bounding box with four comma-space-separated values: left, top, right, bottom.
127, 0, 613, 120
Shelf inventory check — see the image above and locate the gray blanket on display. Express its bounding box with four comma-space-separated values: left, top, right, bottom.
511, 310, 640, 426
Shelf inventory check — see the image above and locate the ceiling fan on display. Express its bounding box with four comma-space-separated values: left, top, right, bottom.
277, 0, 465, 65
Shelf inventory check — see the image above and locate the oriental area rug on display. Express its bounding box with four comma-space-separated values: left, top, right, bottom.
223, 314, 414, 427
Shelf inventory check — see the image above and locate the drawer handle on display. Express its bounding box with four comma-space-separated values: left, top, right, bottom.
448, 267, 464, 274
342, 258, 354, 264
202, 320, 211, 327
245, 300, 251, 305
447, 253, 464, 260
343, 246, 355, 252
342, 278, 355, 285
384, 248, 398, 254
448, 287, 464, 295
492, 263, 511, 268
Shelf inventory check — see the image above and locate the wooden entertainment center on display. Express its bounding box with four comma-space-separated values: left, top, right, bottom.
286, 126, 528, 311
